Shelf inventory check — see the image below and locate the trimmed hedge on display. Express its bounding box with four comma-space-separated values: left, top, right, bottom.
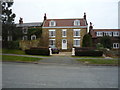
75, 48, 103, 56
25, 47, 50, 56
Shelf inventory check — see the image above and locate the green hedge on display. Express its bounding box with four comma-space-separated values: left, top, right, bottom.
75, 48, 103, 56
25, 47, 50, 56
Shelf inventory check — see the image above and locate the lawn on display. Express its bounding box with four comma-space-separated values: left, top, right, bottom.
2, 55, 42, 62
76, 59, 118, 65
2, 49, 26, 55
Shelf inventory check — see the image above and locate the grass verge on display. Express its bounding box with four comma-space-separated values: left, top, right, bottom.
76, 59, 118, 65
2, 55, 42, 62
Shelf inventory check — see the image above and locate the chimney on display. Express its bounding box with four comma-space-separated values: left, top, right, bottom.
44, 13, 47, 21
19, 17, 23, 24
89, 22, 93, 35
84, 12, 86, 20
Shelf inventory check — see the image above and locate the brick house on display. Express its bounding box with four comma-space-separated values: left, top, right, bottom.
42, 13, 88, 51
16, 17, 42, 41
89, 23, 120, 49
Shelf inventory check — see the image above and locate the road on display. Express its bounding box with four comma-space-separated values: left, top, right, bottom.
2, 62, 118, 88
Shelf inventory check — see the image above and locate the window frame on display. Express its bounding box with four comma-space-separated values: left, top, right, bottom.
73, 29, 80, 37
113, 43, 119, 49
49, 29, 56, 37
31, 35, 36, 40
49, 20, 56, 27
113, 32, 119, 37
22, 35, 28, 40
49, 39, 56, 47
74, 20, 80, 26
62, 29, 67, 37
73, 39, 80, 47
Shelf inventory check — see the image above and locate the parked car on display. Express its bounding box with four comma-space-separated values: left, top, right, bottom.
50, 46, 60, 54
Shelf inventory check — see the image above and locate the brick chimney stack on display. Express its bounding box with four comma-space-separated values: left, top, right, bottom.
44, 13, 47, 21
19, 17, 23, 24
84, 12, 86, 20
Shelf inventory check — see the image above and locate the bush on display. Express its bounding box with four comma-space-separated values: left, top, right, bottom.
75, 47, 103, 56
2, 41, 19, 49
25, 47, 50, 56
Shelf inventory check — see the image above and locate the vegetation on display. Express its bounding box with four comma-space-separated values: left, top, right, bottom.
25, 47, 50, 56
2, 55, 41, 62
82, 34, 92, 47
100, 36, 112, 49
76, 59, 118, 65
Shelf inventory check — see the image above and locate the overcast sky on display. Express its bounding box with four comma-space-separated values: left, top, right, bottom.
12, 0, 119, 29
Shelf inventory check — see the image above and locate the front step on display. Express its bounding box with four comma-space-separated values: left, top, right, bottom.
60, 49, 72, 52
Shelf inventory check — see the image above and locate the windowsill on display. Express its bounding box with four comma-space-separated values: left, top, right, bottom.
74, 36, 80, 37
73, 45, 80, 47
62, 36, 67, 37
49, 36, 56, 37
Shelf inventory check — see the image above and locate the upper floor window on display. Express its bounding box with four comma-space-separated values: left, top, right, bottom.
96, 32, 103, 37
49, 30, 56, 37
74, 20, 80, 26
22, 27, 28, 34
31, 35, 36, 40
113, 32, 119, 37
73, 29, 80, 37
49, 20, 56, 26
104, 32, 112, 36
62, 29, 67, 37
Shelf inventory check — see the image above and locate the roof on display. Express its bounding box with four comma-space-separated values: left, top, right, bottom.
43, 18, 87, 28
16, 22, 42, 27
91, 29, 120, 38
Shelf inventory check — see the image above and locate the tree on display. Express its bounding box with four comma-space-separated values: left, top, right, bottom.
100, 36, 112, 49
1, 1, 17, 42
82, 34, 92, 47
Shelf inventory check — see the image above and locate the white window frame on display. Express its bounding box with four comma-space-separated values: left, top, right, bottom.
113, 32, 119, 37
31, 35, 36, 40
96, 32, 103, 37
22, 27, 28, 34
74, 20, 80, 26
22, 35, 28, 40
49, 29, 56, 37
104, 32, 112, 36
49, 39, 56, 47
7, 36, 12, 41
73, 29, 80, 37
62, 29, 67, 37
73, 39, 80, 47
49, 20, 56, 26
113, 43, 119, 49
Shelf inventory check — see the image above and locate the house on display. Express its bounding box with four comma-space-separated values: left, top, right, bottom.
42, 13, 88, 51
89, 23, 120, 49
16, 17, 43, 41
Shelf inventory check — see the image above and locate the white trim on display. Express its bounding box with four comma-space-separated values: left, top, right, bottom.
74, 20, 80, 26
42, 26, 87, 29
49, 29, 55, 31
73, 39, 80, 47
22, 35, 27, 40
49, 20, 56, 27
31, 35, 36, 40
113, 43, 119, 49
49, 39, 55, 40
73, 29, 80, 37
62, 39, 67, 49
49, 30, 56, 37
62, 29, 67, 37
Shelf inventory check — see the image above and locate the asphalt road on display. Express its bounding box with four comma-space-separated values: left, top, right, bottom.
2, 62, 118, 88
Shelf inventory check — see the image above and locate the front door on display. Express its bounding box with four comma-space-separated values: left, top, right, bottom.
62, 39, 67, 49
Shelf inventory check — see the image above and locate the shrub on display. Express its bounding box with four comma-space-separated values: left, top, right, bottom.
25, 47, 50, 56
75, 47, 103, 56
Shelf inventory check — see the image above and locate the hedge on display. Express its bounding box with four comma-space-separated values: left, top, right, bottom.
75, 47, 103, 56
25, 47, 50, 56
75, 50, 103, 56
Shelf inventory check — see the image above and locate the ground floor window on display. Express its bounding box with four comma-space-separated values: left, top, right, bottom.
7, 36, 12, 41
31, 35, 36, 40
113, 43, 119, 49
73, 39, 80, 47
23, 36, 28, 40
49, 39, 55, 47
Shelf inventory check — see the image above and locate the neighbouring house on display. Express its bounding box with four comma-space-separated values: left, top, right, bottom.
42, 13, 88, 51
16, 17, 43, 41
89, 22, 120, 49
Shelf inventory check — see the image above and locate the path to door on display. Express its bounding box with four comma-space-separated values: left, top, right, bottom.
39, 52, 82, 65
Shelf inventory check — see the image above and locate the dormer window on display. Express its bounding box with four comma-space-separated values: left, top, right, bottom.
74, 20, 80, 26
49, 20, 56, 26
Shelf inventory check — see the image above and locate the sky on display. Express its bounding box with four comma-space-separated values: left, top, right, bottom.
12, 0, 119, 29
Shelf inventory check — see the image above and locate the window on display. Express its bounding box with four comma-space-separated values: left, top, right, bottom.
96, 32, 103, 37
74, 20, 80, 26
113, 43, 119, 49
73, 29, 80, 37
7, 36, 12, 41
22, 36, 27, 40
104, 32, 112, 36
31, 35, 36, 40
49, 39, 55, 47
73, 39, 80, 47
49, 30, 56, 37
49, 20, 56, 26
22, 27, 28, 34
113, 32, 119, 37
62, 29, 67, 37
